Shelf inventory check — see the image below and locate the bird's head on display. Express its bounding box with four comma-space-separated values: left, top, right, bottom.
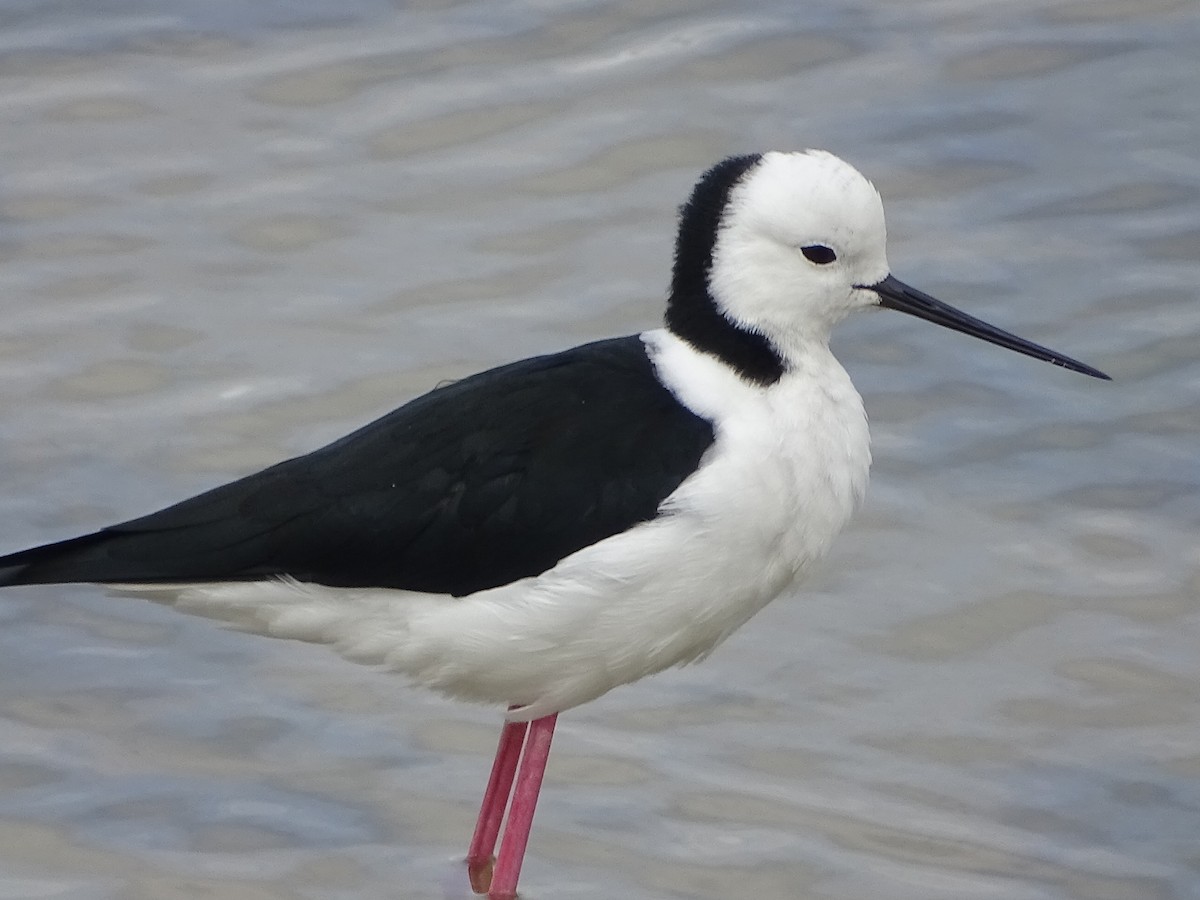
666, 150, 1108, 384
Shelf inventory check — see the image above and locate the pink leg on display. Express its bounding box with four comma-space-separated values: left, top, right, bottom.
487, 713, 558, 900
466, 717, 529, 893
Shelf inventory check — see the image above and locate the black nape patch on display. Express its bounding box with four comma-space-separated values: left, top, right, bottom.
665, 154, 786, 387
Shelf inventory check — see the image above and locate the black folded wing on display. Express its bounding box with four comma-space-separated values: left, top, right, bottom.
0, 336, 715, 597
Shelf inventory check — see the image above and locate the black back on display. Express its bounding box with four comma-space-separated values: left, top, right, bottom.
0, 337, 715, 597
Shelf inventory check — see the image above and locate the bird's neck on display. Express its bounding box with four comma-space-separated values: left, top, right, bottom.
664, 286, 786, 387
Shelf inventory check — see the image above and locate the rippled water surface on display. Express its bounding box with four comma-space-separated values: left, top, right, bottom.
1, 1, 1198, 898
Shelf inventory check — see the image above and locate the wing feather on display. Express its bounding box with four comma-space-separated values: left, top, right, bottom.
0, 336, 715, 596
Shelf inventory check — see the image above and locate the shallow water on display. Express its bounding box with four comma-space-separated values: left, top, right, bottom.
0, 1, 1198, 898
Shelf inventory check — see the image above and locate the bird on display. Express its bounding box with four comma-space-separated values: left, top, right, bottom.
0, 150, 1108, 900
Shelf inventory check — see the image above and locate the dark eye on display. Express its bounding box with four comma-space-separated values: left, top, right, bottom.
801, 245, 837, 265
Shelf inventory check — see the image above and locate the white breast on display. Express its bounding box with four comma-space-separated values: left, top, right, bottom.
137, 331, 871, 720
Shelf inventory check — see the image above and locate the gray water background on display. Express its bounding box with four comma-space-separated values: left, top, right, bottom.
0, 1, 1197, 898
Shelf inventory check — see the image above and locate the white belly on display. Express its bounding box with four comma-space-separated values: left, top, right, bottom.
129, 332, 870, 720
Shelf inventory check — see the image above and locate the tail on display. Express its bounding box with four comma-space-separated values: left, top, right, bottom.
0, 532, 110, 586
0, 464, 325, 589
0, 530, 226, 587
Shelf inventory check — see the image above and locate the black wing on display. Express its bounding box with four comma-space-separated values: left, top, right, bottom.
0, 336, 715, 597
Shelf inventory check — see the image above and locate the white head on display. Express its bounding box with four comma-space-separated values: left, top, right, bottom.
665, 151, 1108, 384
713, 151, 889, 342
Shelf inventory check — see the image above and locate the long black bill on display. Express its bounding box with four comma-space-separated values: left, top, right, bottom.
869, 274, 1110, 380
